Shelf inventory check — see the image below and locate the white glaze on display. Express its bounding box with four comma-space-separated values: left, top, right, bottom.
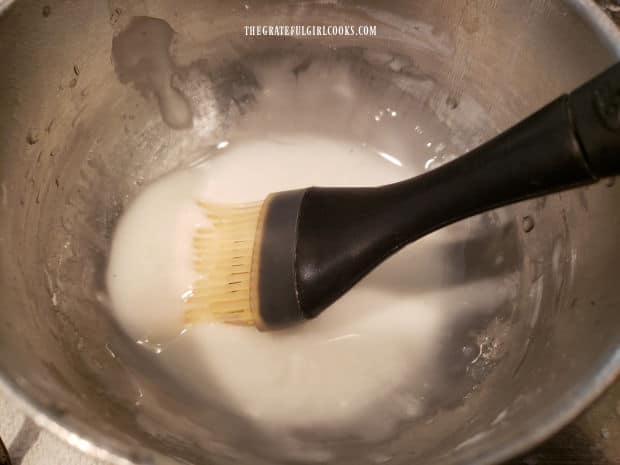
107, 134, 508, 448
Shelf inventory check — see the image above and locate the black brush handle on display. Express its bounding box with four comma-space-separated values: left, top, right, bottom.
296, 62, 620, 318
571, 62, 620, 175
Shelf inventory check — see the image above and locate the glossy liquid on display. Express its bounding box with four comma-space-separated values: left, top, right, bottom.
106, 134, 513, 454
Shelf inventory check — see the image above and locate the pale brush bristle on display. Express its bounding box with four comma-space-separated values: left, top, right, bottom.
183, 200, 262, 326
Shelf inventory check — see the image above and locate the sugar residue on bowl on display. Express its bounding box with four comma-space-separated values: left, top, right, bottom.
112, 16, 193, 130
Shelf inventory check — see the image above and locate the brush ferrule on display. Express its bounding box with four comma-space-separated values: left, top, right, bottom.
251, 189, 308, 329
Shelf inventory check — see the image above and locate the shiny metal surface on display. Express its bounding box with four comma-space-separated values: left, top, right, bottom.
507, 5, 620, 465
0, 0, 13, 15
0, 1, 619, 465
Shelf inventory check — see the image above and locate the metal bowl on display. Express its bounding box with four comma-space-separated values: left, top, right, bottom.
1, 1, 619, 464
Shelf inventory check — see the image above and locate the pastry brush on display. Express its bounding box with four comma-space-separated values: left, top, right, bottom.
184, 62, 620, 331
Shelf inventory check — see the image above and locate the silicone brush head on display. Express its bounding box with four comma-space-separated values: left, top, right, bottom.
183, 189, 308, 331
183, 199, 264, 328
